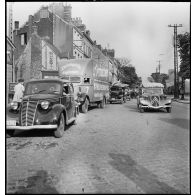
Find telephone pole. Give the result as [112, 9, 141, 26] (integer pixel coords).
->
[168, 24, 182, 99]
[156, 60, 161, 74]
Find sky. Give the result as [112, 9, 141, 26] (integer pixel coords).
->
[6, 2, 190, 81]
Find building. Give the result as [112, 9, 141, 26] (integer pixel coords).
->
[13, 3, 117, 83]
[14, 26, 60, 81]
[6, 36, 16, 103]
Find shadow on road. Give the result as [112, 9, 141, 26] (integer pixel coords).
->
[108, 153, 182, 194]
[159, 118, 190, 130]
[13, 170, 59, 194]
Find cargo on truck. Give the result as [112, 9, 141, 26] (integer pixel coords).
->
[58, 58, 111, 113]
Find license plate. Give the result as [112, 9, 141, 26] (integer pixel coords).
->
[111, 98, 115, 100]
[7, 120, 16, 126]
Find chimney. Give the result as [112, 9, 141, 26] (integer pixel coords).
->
[14, 21, 19, 30]
[86, 30, 90, 37]
[32, 25, 38, 34]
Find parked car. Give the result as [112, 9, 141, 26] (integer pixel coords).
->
[137, 82, 172, 113]
[6, 78, 79, 138]
[109, 83, 127, 104]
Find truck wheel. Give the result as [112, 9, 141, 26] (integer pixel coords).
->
[81, 98, 89, 113]
[54, 114, 65, 138]
[166, 107, 171, 113]
[100, 98, 106, 108]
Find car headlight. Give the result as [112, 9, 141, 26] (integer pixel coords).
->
[10, 101, 18, 110]
[41, 101, 50, 109]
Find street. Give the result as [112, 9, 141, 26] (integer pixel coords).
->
[6, 99, 190, 194]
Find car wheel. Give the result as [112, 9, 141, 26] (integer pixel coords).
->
[54, 113, 65, 138]
[6, 130, 15, 138]
[110, 101, 112, 104]
[166, 107, 171, 113]
[140, 108, 144, 113]
[100, 98, 106, 108]
[81, 98, 89, 113]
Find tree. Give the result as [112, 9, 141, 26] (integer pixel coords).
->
[120, 66, 140, 87]
[177, 32, 190, 79]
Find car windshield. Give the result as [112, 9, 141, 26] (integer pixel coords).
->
[25, 82, 61, 95]
[143, 88, 163, 94]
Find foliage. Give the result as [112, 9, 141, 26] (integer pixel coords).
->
[151, 72, 168, 87]
[177, 32, 190, 79]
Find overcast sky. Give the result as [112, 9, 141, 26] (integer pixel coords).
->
[7, 2, 190, 81]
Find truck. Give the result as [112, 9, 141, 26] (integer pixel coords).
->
[58, 58, 111, 113]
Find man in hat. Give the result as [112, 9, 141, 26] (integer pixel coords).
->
[13, 78, 25, 107]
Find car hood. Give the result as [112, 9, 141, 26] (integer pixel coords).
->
[23, 93, 60, 101]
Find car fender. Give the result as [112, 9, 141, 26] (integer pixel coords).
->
[52, 104, 68, 125]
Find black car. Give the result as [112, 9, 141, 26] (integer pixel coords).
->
[6, 78, 79, 138]
[109, 85, 126, 104]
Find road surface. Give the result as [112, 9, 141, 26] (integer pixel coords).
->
[6, 99, 190, 193]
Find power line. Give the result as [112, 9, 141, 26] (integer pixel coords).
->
[168, 24, 182, 99]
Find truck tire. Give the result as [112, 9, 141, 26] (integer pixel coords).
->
[54, 113, 65, 138]
[81, 98, 89, 113]
[100, 98, 106, 108]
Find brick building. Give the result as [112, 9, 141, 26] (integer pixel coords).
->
[13, 3, 117, 83]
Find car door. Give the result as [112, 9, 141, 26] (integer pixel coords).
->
[62, 83, 72, 120]
[69, 83, 75, 118]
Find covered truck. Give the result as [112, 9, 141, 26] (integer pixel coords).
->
[58, 58, 111, 113]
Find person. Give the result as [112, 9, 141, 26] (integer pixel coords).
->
[180, 86, 185, 100]
[13, 78, 25, 107]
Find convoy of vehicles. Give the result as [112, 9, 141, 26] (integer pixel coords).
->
[6, 78, 79, 138]
[58, 59, 110, 113]
[137, 82, 172, 113]
[6, 65, 173, 138]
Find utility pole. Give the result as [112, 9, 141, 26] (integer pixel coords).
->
[168, 24, 182, 99]
[156, 60, 161, 74]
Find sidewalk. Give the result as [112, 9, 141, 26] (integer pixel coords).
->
[168, 95, 190, 104]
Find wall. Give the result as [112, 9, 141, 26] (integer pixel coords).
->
[41, 40, 58, 70]
[15, 38, 31, 82]
[31, 34, 42, 79]
[53, 14, 73, 58]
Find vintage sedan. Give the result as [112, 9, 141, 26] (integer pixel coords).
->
[137, 82, 172, 113]
[6, 78, 79, 138]
[109, 84, 126, 104]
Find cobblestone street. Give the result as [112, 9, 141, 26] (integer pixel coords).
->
[6, 99, 190, 194]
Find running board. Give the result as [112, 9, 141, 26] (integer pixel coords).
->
[67, 117, 76, 125]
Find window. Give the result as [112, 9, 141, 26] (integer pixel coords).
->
[21, 33, 27, 45]
[40, 9, 49, 18]
[84, 78, 90, 84]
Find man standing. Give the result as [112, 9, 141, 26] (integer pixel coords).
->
[13, 78, 25, 107]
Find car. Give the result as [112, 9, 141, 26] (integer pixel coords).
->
[137, 82, 172, 113]
[109, 83, 127, 104]
[6, 78, 79, 138]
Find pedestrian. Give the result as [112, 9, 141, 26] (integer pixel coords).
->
[180, 86, 185, 100]
[13, 78, 25, 107]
